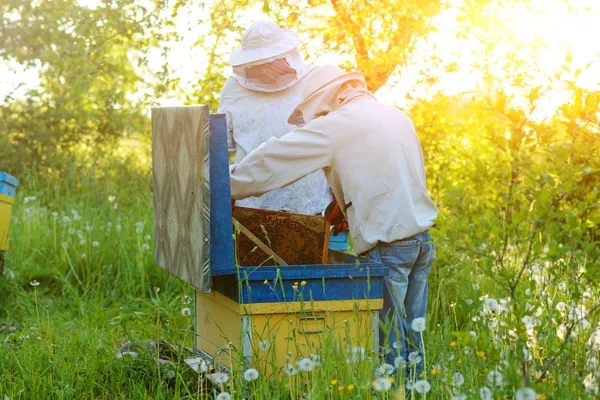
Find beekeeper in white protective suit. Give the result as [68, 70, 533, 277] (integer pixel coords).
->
[228, 65, 439, 378]
[218, 20, 332, 215]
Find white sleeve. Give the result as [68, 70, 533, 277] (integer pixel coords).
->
[229, 121, 332, 200]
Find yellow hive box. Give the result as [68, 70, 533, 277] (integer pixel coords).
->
[0, 194, 15, 250]
[195, 289, 382, 371]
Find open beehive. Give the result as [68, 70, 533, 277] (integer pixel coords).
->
[151, 106, 387, 370]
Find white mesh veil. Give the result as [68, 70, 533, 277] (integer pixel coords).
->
[231, 49, 312, 92]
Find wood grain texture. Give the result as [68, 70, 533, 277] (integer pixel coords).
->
[152, 105, 211, 291]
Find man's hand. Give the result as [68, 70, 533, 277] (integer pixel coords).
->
[324, 200, 349, 235]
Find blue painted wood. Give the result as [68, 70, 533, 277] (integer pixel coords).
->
[237, 263, 387, 281]
[212, 273, 384, 303]
[240, 278, 384, 304]
[0, 172, 19, 197]
[208, 114, 236, 275]
[329, 231, 349, 251]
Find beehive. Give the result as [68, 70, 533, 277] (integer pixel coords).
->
[151, 107, 386, 370]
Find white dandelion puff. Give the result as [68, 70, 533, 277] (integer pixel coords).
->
[213, 373, 228, 384]
[243, 368, 259, 381]
[414, 380, 431, 394]
[515, 387, 537, 400]
[487, 370, 504, 387]
[216, 392, 231, 400]
[373, 377, 392, 392]
[408, 351, 422, 365]
[412, 317, 426, 332]
[375, 363, 394, 377]
[452, 372, 465, 387]
[181, 308, 191, 316]
[309, 353, 321, 366]
[297, 358, 315, 372]
[182, 295, 191, 305]
[283, 364, 298, 376]
[30, 280, 40, 287]
[92, 241, 99, 247]
[479, 386, 493, 400]
[154, 287, 160, 294]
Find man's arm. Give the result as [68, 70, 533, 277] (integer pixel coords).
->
[229, 121, 332, 200]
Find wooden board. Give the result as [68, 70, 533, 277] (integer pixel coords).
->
[152, 106, 211, 291]
[232, 207, 328, 267]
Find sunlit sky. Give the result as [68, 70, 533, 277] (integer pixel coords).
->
[1, 0, 599, 120]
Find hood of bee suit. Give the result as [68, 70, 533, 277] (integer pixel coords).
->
[229, 20, 313, 92]
[287, 64, 374, 126]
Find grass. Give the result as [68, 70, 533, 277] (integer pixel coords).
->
[0, 167, 599, 399]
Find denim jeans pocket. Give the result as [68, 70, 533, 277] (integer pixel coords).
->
[380, 241, 421, 269]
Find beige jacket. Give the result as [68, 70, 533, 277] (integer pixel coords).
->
[229, 71, 438, 254]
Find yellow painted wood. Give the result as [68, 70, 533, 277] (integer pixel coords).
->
[195, 290, 381, 370]
[195, 290, 242, 368]
[0, 194, 15, 250]
[240, 298, 383, 314]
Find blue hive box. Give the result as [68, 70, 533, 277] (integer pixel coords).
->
[0, 172, 19, 197]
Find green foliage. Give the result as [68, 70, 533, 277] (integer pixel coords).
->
[0, 0, 177, 175]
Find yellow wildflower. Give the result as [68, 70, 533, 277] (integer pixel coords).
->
[301, 280, 307, 286]
[450, 341, 457, 347]
[292, 285, 299, 290]
[331, 379, 338, 385]
[456, 359, 462, 365]
[476, 350, 486, 358]
[551, 379, 557, 385]
[338, 386, 345, 392]
[536, 396, 547, 400]
[431, 369, 441, 376]
[263, 279, 268, 285]
[420, 372, 425, 378]
[361, 385, 366, 390]
[347, 384, 355, 391]
[388, 377, 395, 383]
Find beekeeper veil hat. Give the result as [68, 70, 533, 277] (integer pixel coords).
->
[229, 20, 313, 92]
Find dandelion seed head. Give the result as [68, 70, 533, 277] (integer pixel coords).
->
[182, 295, 191, 305]
[154, 287, 160, 294]
[284, 363, 298, 376]
[452, 372, 465, 387]
[259, 339, 270, 351]
[30, 280, 40, 287]
[412, 317, 426, 332]
[375, 363, 394, 377]
[487, 370, 504, 387]
[92, 241, 99, 247]
[243, 368, 259, 381]
[515, 387, 537, 400]
[298, 358, 315, 372]
[479, 386, 493, 400]
[373, 377, 392, 392]
[216, 392, 231, 400]
[414, 380, 431, 394]
[213, 372, 228, 384]
[408, 351, 422, 365]
[181, 307, 191, 316]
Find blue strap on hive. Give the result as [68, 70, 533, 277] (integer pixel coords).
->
[0, 172, 19, 197]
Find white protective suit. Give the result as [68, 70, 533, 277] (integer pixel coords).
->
[218, 21, 331, 215]
[229, 65, 439, 255]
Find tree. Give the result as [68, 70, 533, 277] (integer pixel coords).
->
[0, 0, 177, 174]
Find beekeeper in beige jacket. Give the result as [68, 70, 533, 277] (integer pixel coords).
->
[229, 64, 438, 376]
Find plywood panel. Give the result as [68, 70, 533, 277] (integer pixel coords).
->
[152, 106, 211, 291]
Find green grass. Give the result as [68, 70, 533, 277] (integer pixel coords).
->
[1, 168, 599, 399]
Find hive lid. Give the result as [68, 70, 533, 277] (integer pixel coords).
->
[151, 106, 224, 292]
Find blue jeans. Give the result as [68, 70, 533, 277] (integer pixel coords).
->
[365, 231, 434, 378]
